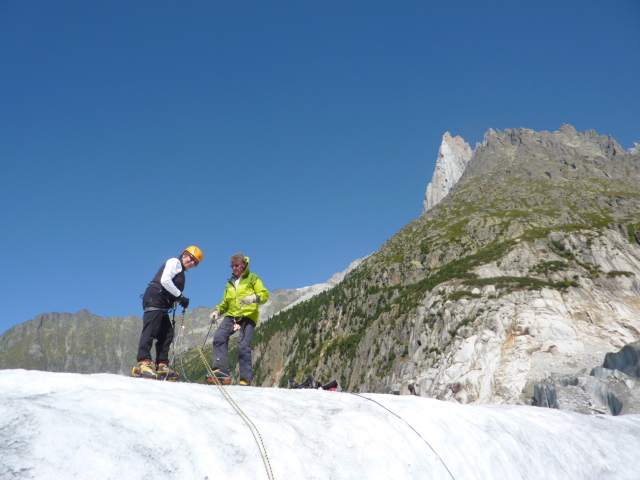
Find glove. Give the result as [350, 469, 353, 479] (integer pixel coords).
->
[240, 294, 259, 305]
[178, 295, 190, 309]
[210, 309, 220, 324]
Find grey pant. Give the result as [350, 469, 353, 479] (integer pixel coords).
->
[212, 316, 256, 382]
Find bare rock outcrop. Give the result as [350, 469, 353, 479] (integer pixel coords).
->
[396, 229, 640, 415]
[423, 132, 472, 212]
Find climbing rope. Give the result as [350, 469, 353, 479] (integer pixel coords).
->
[184, 310, 275, 480]
[170, 312, 192, 382]
[172, 311, 212, 383]
[351, 393, 456, 480]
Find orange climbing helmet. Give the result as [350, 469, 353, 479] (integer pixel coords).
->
[184, 246, 204, 264]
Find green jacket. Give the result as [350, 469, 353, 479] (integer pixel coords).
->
[214, 257, 270, 323]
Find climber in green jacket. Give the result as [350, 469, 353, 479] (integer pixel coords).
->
[208, 254, 269, 385]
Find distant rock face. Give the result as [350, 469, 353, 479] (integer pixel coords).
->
[259, 258, 365, 321]
[423, 132, 472, 213]
[0, 310, 141, 375]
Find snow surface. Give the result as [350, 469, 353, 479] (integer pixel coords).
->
[1, 369, 640, 480]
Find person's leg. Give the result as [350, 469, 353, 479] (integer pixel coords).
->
[212, 316, 236, 373]
[237, 319, 256, 383]
[155, 312, 174, 364]
[137, 310, 164, 362]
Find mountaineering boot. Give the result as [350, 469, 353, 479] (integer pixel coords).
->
[156, 363, 179, 382]
[206, 369, 232, 385]
[132, 360, 157, 380]
[239, 379, 251, 386]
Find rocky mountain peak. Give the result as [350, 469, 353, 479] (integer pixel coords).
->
[468, 125, 635, 180]
[423, 132, 472, 213]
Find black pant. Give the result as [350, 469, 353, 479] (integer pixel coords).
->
[137, 309, 174, 363]
[137, 285, 175, 363]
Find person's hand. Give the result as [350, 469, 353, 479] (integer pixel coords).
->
[210, 309, 220, 325]
[233, 322, 241, 331]
[240, 294, 259, 305]
[178, 295, 190, 309]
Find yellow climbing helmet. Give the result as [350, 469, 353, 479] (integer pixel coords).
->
[184, 246, 204, 264]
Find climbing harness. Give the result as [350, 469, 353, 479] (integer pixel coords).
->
[184, 309, 275, 480]
[351, 393, 456, 480]
[143, 306, 171, 313]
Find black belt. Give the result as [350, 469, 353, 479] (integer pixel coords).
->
[144, 307, 171, 313]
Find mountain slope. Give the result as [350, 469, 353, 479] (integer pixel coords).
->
[252, 125, 640, 414]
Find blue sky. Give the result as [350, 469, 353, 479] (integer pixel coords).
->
[1, 1, 639, 334]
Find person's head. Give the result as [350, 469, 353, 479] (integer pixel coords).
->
[182, 246, 204, 270]
[230, 253, 248, 276]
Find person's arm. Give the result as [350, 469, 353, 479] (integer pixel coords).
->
[160, 258, 183, 297]
[252, 275, 270, 304]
